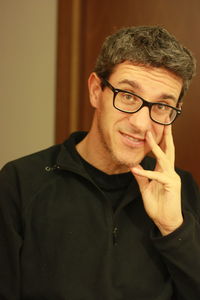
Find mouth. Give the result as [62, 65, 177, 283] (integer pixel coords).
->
[120, 131, 145, 147]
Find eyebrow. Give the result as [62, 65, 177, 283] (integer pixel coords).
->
[117, 79, 177, 103]
[118, 79, 142, 90]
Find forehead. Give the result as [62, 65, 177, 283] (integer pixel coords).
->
[110, 61, 183, 98]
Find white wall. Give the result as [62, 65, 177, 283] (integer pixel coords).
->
[0, 0, 57, 168]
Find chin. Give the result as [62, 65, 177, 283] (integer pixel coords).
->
[113, 139, 147, 163]
[113, 152, 144, 169]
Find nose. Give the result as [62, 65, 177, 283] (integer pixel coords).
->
[128, 107, 152, 131]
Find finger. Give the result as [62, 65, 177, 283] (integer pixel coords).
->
[131, 166, 169, 186]
[130, 165, 149, 191]
[163, 125, 175, 164]
[146, 131, 170, 170]
[158, 116, 172, 151]
[159, 125, 175, 164]
[146, 131, 164, 156]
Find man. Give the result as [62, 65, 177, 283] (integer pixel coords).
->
[0, 26, 199, 300]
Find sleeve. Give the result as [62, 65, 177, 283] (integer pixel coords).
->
[0, 163, 23, 300]
[152, 172, 200, 299]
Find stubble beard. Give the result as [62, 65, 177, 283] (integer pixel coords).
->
[97, 118, 142, 172]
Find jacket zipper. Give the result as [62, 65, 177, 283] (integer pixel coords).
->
[112, 226, 118, 246]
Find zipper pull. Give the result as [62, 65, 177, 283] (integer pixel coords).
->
[113, 227, 118, 245]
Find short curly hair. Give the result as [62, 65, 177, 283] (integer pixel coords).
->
[94, 26, 196, 100]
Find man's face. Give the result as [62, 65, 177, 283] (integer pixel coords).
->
[90, 62, 182, 172]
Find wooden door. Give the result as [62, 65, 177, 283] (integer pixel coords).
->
[56, 0, 200, 184]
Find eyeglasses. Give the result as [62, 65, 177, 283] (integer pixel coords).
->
[101, 78, 182, 125]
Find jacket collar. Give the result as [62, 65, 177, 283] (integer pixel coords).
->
[56, 131, 156, 175]
[56, 131, 89, 177]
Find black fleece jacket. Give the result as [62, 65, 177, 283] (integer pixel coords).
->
[0, 131, 200, 300]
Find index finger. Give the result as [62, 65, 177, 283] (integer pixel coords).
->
[160, 125, 175, 164]
[146, 130, 173, 171]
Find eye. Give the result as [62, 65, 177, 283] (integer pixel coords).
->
[156, 103, 170, 111]
[158, 104, 166, 110]
[153, 103, 173, 116]
[122, 92, 133, 100]
[119, 92, 139, 104]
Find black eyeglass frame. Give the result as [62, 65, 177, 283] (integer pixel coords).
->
[101, 78, 182, 125]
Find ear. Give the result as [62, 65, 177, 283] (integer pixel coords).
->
[88, 72, 102, 108]
[177, 101, 183, 109]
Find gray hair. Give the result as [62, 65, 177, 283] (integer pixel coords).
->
[94, 26, 196, 100]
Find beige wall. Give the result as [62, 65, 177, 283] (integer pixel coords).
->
[0, 0, 57, 168]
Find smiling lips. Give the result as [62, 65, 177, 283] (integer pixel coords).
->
[120, 132, 145, 147]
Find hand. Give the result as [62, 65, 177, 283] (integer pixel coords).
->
[130, 126, 183, 236]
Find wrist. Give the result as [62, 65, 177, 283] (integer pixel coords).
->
[156, 217, 184, 236]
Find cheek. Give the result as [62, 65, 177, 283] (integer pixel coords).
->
[98, 97, 126, 134]
[96, 103, 115, 134]
[153, 125, 164, 144]
[100, 102, 119, 125]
